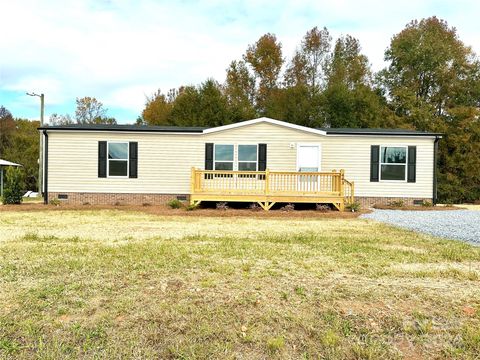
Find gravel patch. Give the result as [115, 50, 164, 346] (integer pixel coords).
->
[361, 210, 480, 245]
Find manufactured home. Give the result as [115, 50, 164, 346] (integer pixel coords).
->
[39, 117, 441, 210]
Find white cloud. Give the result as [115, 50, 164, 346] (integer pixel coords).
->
[1, 0, 479, 122]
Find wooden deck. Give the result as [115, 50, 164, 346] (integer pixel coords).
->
[190, 168, 355, 211]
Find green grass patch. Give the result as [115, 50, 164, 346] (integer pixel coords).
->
[0, 209, 479, 358]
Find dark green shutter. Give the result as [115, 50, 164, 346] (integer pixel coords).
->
[258, 144, 267, 171]
[205, 143, 214, 170]
[407, 146, 416, 183]
[98, 141, 107, 178]
[129, 142, 138, 178]
[370, 145, 380, 182]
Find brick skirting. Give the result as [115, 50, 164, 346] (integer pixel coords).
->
[48, 192, 432, 208]
[48, 192, 189, 206]
[356, 196, 433, 208]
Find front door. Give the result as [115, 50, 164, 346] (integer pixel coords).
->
[297, 145, 320, 172]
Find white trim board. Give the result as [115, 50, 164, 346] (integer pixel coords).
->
[203, 117, 328, 136]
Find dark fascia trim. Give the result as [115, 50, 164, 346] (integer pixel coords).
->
[37, 126, 206, 133]
[324, 130, 443, 137]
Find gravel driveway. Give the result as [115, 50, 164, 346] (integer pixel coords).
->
[361, 210, 480, 245]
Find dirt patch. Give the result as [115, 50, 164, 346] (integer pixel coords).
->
[0, 203, 369, 218]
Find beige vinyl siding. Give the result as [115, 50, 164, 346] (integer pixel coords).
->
[47, 122, 435, 198]
[322, 137, 433, 198]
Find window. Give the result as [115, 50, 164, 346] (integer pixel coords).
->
[214, 144, 234, 170]
[238, 145, 257, 171]
[108, 142, 129, 177]
[380, 146, 407, 181]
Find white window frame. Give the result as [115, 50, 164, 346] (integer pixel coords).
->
[379, 145, 407, 182]
[296, 143, 322, 172]
[213, 144, 235, 171]
[237, 144, 258, 172]
[107, 141, 129, 178]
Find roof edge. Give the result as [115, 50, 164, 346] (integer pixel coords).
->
[38, 125, 205, 133]
[325, 130, 443, 137]
[202, 117, 327, 136]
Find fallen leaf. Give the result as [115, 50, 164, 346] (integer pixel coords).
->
[463, 306, 476, 317]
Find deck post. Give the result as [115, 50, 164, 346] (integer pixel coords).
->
[340, 169, 345, 198]
[351, 181, 355, 204]
[265, 168, 270, 196]
[190, 167, 196, 204]
[340, 169, 345, 211]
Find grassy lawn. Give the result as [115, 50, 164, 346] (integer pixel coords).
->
[1, 209, 479, 359]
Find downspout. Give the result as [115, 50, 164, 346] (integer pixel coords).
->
[433, 136, 440, 205]
[43, 130, 48, 205]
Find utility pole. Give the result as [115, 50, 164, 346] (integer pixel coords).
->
[26, 92, 44, 196]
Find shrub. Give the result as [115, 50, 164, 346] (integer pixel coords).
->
[186, 203, 198, 211]
[167, 199, 183, 209]
[216, 202, 229, 210]
[422, 200, 433, 207]
[280, 203, 295, 212]
[316, 204, 331, 212]
[389, 200, 404, 208]
[1, 167, 24, 205]
[346, 201, 361, 212]
[443, 199, 454, 207]
[50, 198, 61, 206]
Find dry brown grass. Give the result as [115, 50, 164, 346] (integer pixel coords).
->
[0, 209, 479, 359]
[0, 202, 367, 218]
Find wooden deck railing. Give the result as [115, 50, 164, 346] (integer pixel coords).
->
[343, 178, 355, 205]
[191, 168, 354, 199]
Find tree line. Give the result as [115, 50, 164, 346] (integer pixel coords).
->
[1, 16, 479, 203]
[138, 17, 480, 203]
[0, 97, 115, 191]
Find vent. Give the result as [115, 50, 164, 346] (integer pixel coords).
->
[58, 194, 69, 200]
[413, 199, 423, 205]
[176, 195, 187, 201]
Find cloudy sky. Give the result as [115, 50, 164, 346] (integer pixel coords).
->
[1, 0, 479, 123]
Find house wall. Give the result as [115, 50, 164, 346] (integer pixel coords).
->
[46, 122, 435, 203]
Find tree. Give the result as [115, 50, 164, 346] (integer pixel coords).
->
[263, 85, 324, 127]
[168, 86, 202, 126]
[381, 17, 479, 128]
[279, 27, 332, 127]
[141, 89, 176, 126]
[169, 80, 232, 127]
[322, 35, 392, 128]
[224, 60, 256, 121]
[3, 119, 39, 191]
[75, 97, 116, 124]
[284, 26, 331, 91]
[244, 33, 284, 113]
[1, 166, 25, 204]
[49, 113, 74, 125]
[380, 16, 480, 202]
[198, 79, 231, 127]
[0, 106, 15, 157]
